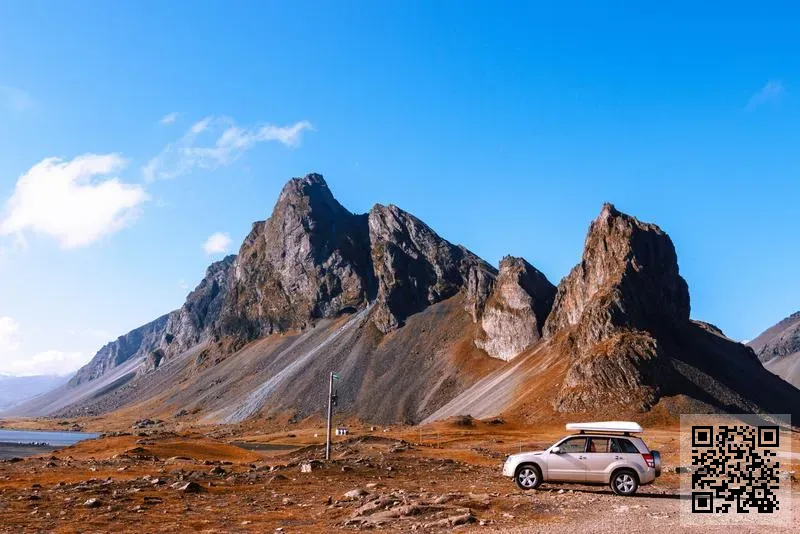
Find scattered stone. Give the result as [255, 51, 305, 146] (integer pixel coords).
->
[344, 488, 368, 499]
[83, 498, 102, 508]
[174, 482, 201, 493]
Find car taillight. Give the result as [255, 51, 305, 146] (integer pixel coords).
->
[642, 453, 655, 468]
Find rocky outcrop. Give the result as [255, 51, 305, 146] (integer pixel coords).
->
[216, 174, 374, 344]
[368, 204, 496, 332]
[70, 314, 169, 386]
[161, 255, 236, 357]
[474, 256, 555, 360]
[73, 256, 238, 384]
[542, 203, 690, 411]
[748, 311, 800, 388]
[544, 203, 690, 343]
[749, 311, 800, 363]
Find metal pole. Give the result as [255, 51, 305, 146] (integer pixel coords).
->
[325, 371, 333, 461]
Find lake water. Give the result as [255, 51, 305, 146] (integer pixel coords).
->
[0, 428, 99, 447]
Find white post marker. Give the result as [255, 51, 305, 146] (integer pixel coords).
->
[325, 372, 340, 460]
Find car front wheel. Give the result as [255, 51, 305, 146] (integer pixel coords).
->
[611, 469, 639, 496]
[514, 464, 542, 490]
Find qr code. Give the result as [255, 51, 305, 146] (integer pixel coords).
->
[690, 424, 780, 514]
[681, 414, 791, 526]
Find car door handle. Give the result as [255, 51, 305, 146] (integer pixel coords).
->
[578, 456, 587, 460]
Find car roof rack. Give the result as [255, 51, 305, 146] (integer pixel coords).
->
[565, 421, 643, 435]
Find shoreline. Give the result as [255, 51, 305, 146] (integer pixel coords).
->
[0, 441, 59, 460]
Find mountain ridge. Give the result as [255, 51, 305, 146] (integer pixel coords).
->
[748, 311, 800, 389]
[11, 173, 800, 425]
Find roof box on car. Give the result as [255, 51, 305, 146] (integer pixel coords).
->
[565, 421, 644, 435]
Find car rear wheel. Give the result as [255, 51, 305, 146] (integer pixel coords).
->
[514, 464, 542, 490]
[611, 469, 639, 496]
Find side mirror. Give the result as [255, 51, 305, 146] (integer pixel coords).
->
[550, 446, 561, 454]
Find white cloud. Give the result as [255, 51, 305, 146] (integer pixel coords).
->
[0, 85, 35, 112]
[747, 80, 785, 109]
[1, 350, 87, 376]
[0, 317, 86, 376]
[0, 317, 21, 353]
[143, 116, 313, 181]
[159, 112, 180, 125]
[202, 232, 231, 255]
[0, 154, 148, 249]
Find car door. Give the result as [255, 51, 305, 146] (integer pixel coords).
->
[610, 437, 644, 472]
[546, 437, 587, 482]
[584, 437, 614, 482]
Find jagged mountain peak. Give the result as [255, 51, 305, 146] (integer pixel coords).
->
[539, 203, 692, 411]
[275, 173, 342, 211]
[368, 202, 496, 332]
[218, 175, 373, 343]
[32, 179, 800, 427]
[544, 203, 690, 341]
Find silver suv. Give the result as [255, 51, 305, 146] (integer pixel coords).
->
[502, 425, 661, 496]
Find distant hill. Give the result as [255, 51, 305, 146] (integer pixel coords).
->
[0, 374, 72, 412]
[748, 312, 800, 389]
[10, 174, 800, 424]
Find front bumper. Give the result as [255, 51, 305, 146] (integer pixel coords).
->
[502, 458, 514, 477]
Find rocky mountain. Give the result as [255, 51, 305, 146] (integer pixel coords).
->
[157, 255, 236, 361]
[748, 312, 800, 388]
[11, 174, 512, 421]
[11, 175, 800, 425]
[70, 255, 238, 383]
[474, 256, 555, 360]
[217, 175, 373, 346]
[69, 314, 170, 386]
[426, 203, 800, 422]
[540, 203, 691, 411]
[368, 203, 496, 333]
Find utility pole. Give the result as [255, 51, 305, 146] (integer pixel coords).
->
[325, 372, 339, 461]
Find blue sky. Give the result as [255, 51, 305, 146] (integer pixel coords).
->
[0, 2, 798, 375]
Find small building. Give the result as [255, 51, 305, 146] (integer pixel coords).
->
[335, 427, 349, 436]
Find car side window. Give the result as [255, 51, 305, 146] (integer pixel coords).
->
[586, 437, 610, 453]
[558, 437, 587, 453]
[611, 438, 639, 453]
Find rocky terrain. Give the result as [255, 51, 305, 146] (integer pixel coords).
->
[474, 257, 555, 361]
[748, 311, 800, 388]
[69, 315, 170, 387]
[0, 419, 796, 533]
[8, 173, 800, 427]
